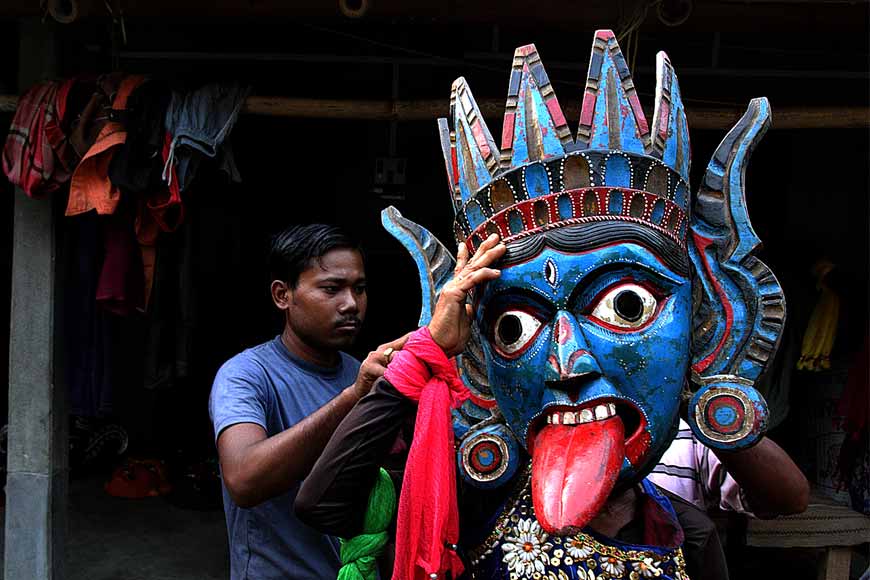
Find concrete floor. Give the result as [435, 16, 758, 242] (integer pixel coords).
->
[65, 476, 229, 580]
[0, 477, 865, 579]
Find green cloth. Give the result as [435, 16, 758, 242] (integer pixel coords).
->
[337, 468, 396, 580]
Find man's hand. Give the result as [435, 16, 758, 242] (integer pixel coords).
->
[428, 234, 506, 358]
[351, 333, 413, 398]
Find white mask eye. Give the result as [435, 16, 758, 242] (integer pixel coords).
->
[493, 310, 543, 355]
[589, 283, 658, 330]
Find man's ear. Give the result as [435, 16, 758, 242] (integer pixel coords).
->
[270, 280, 292, 311]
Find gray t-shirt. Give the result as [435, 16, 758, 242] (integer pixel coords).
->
[209, 335, 360, 580]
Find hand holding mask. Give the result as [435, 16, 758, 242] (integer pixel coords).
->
[428, 233, 505, 358]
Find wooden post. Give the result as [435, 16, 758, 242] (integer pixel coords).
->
[817, 547, 852, 580]
[4, 19, 66, 580]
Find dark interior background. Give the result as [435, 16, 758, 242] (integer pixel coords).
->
[0, 1, 867, 485]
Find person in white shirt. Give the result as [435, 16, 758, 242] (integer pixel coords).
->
[649, 419, 809, 518]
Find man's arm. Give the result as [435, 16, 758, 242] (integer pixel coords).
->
[296, 378, 415, 537]
[713, 437, 810, 518]
[218, 385, 362, 508]
[217, 335, 409, 509]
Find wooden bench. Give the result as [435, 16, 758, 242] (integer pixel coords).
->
[745, 498, 870, 580]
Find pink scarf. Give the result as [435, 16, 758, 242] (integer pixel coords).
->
[384, 327, 469, 580]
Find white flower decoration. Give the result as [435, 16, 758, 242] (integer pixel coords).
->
[599, 556, 626, 577]
[501, 518, 551, 578]
[631, 557, 662, 577]
[565, 537, 595, 560]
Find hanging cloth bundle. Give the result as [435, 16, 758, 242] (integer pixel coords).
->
[337, 468, 396, 580]
[797, 260, 840, 372]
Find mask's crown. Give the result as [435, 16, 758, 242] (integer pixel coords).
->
[441, 30, 691, 252]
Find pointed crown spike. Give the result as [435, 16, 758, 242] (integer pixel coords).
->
[438, 31, 692, 252]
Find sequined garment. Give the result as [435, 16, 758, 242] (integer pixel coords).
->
[467, 478, 689, 580]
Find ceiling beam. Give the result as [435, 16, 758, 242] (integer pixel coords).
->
[1, 94, 866, 129]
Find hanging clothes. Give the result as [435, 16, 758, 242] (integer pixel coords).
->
[108, 78, 172, 195]
[44, 77, 96, 176]
[3, 81, 74, 197]
[67, 75, 147, 216]
[63, 212, 119, 418]
[141, 227, 194, 390]
[837, 337, 870, 514]
[148, 131, 185, 232]
[139, 180, 203, 391]
[96, 202, 146, 316]
[162, 83, 250, 191]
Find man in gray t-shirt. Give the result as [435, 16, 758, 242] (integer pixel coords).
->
[209, 224, 406, 579]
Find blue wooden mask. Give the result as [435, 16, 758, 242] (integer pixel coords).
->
[382, 30, 785, 535]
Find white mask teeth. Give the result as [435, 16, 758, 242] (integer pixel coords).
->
[546, 402, 619, 426]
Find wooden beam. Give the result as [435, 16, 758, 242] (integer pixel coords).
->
[1, 94, 867, 129]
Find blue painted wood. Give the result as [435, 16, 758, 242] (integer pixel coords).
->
[688, 381, 770, 451]
[585, 52, 646, 154]
[380, 207, 495, 410]
[689, 99, 785, 384]
[456, 423, 520, 489]
[686, 98, 785, 449]
[380, 206, 455, 327]
[604, 154, 632, 188]
[451, 79, 498, 205]
[523, 163, 550, 198]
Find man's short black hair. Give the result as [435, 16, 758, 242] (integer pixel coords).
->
[268, 224, 362, 287]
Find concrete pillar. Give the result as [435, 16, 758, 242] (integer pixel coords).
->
[4, 19, 66, 580]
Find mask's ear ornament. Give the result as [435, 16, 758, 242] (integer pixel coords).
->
[456, 420, 520, 489]
[688, 97, 786, 450]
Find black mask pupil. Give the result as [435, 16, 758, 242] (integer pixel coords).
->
[614, 290, 644, 322]
[497, 314, 523, 345]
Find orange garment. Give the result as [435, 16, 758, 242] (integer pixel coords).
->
[67, 75, 146, 216]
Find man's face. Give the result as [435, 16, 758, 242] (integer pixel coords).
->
[476, 241, 691, 532]
[284, 248, 367, 351]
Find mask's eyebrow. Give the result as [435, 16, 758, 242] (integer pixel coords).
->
[588, 257, 685, 286]
[481, 286, 556, 312]
[574, 242, 687, 286]
[564, 259, 684, 309]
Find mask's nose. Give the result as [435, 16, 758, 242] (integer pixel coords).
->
[545, 311, 603, 393]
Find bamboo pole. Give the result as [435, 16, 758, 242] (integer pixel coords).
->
[1, 94, 867, 129]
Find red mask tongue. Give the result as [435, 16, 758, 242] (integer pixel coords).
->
[531, 414, 625, 535]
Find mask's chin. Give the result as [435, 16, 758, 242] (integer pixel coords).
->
[526, 399, 647, 535]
